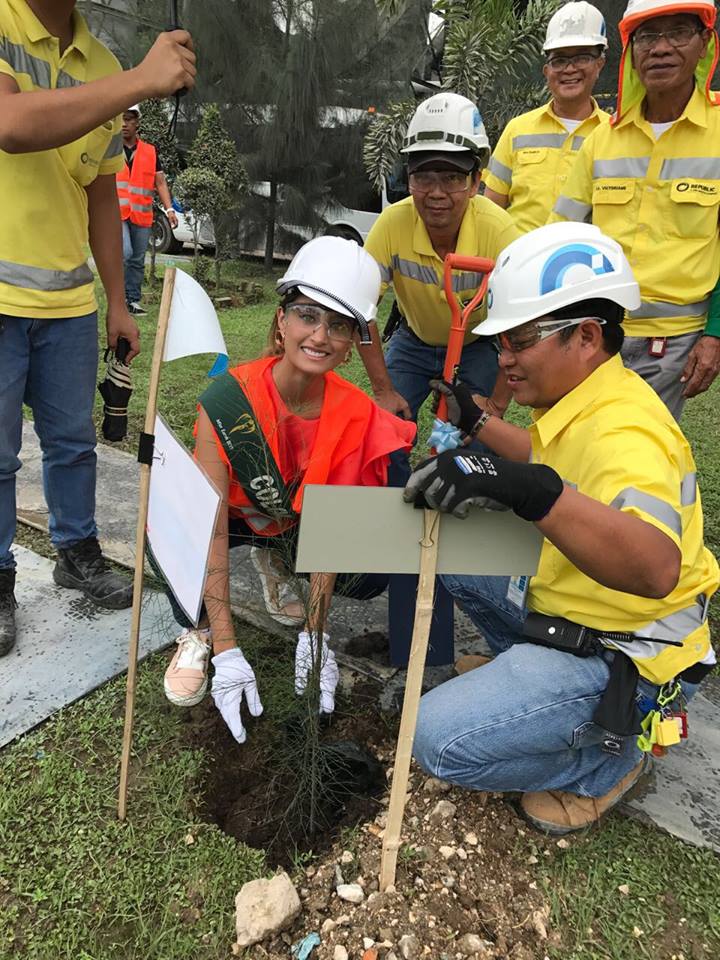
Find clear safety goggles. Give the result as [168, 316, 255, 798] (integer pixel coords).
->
[631, 24, 702, 52]
[494, 316, 606, 354]
[285, 303, 355, 343]
[545, 52, 602, 71]
[408, 171, 472, 194]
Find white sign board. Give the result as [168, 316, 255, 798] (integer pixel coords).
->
[147, 415, 221, 624]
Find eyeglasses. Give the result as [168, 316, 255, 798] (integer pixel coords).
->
[285, 303, 355, 343]
[631, 25, 701, 51]
[545, 53, 602, 71]
[494, 316, 606, 354]
[408, 171, 472, 194]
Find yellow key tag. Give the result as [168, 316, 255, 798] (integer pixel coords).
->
[656, 718, 681, 747]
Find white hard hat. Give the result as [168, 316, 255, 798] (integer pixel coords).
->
[277, 236, 380, 344]
[621, 0, 715, 32]
[126, 104, 142, 117]
[473, 223, 640, 336]
[401, 93, 490, 165]
[543, 1, 608, 51]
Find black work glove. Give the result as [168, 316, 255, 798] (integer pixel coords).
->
[429, 379, 486, 435]
[403, 450, 564, 520]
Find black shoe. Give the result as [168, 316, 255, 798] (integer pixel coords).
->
[0, 569, 17, 657]
[127, 301, 147, 316]
[53, 537, 133, 610]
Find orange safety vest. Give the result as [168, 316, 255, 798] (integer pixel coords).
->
[203, 357, 416, 536]
[116, 139, 156, 227]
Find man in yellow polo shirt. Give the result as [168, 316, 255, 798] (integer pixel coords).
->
[363, 92, 519, 421]
[484, 1, 610, 232]
[407, 223, 718, 835]
[550, 0, 720, 420]
[0, 0, 195, 656]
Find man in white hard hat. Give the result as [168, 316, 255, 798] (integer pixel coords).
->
[117, 104, 179, 316]
[0, 0, 196, 656]
[551, 0, 720, 420]
[484, 1, 609, 233]
[363, 93, 520, 422]
[404, 222, 718, 835]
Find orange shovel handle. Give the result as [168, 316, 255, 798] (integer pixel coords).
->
[435, 254, 495, 422]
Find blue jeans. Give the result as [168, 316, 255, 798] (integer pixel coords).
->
[413, 574, 698, 798]
[385, 325, 499, 422]
[122, 220, 152, 304]
[0, 313, 99, 570]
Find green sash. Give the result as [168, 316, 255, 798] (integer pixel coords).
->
[199, 372, 297, 521]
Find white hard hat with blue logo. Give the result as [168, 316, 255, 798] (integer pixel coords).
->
[474, 223, 640, 335]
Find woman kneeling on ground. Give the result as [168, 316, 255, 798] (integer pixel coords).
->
[162, 237, 415, 743]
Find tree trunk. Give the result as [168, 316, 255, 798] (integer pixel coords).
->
[264, 178, 277, 271]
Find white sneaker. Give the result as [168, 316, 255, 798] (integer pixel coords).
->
[127, 301, 147, 316]
[163, 628, 211, 706]
[249, 547, 305, 626]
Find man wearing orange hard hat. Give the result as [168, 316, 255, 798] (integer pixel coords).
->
[551, 0, 720, 420]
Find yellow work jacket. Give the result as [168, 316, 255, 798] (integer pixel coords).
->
[550, 86, 720, 338]
[528, 354, 718, 685]
[484, 100, 608, 234]
[0, 0, 123, 318]
[364, 195, 519, 346]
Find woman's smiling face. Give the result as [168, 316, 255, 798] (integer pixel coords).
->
[276, 296, 354, 375]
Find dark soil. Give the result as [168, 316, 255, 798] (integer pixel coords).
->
[184, 670, 392, 868]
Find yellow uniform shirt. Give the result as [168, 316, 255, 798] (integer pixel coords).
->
[528, 354, 718, 685]
[364, 195, 519, 346]
[550, 87, 720, 338]
[0, 0, 123, 319]
[484, 100, 609, 234]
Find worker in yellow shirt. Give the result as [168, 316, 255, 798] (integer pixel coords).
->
[406, 222, 718, 835]
[363, 93, 519, 422]
[0, 0, 195, 657]
[484, 1, 610, 233]
[550, 0, 720, 420]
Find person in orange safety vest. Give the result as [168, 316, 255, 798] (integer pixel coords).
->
[116, 103, 178, 316]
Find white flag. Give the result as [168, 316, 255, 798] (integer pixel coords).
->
[163, 268, 229, 363]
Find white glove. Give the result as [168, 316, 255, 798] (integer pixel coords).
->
[211, 648, 263, 743]
[295, 631, 340, 714]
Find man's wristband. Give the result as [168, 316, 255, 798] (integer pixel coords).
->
[163, 207, 174, 215]
[471, 410, 492, 436]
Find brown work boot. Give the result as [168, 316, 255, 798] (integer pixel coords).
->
[454, 654, 491, 675]
[520, 755, 652, 835]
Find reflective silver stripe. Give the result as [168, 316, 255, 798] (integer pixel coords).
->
[604, 596, 708, 660]
[593, 157, 650, 178]
[130, 203, 148, 213]
[512, 133, 566, 150]
[553, 195, 592, 221]
[378, 263, 392, 283]
[390, 255, 436, 285]
[660, 157, 720, 180]
[103, 133, 123, 160]
[119, 197, 130, 206]
[0, 38, 51, 87]
[628, 298, 709, 319]
[487, 156, 512, 184]
[452, 272, 485, 293]
[116, 180, 130, 189]
[56, 70, 83, 89]
[129, 186, 154, 197]
[0, 258, 93, 291]
[681, 472, 697, 506]
[571, 135, 585, 151]
[610, 487, 681, 537]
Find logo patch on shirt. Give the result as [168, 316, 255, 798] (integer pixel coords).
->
[671, 179, 719, 202]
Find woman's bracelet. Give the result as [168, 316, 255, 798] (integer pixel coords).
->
[471, 410, 492, 436]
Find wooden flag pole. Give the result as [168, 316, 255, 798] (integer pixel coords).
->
[118, 268, 176, 821]
[380, 508, 440, 891]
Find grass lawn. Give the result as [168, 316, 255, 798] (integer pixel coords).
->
[4, 259, 719, 959]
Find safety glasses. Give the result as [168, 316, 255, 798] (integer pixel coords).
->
[545, 52, 602, 71]
[285, 303, 355, 343]
[632, 25, 701, 52]
[494, 316, 606, 354]
[408, 171, 472, 194]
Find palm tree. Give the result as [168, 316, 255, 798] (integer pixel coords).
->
[365, 0, 561, 191]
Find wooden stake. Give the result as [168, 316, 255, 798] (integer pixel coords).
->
[117, 268, 176, 821]
[380, 509, 440, 891]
